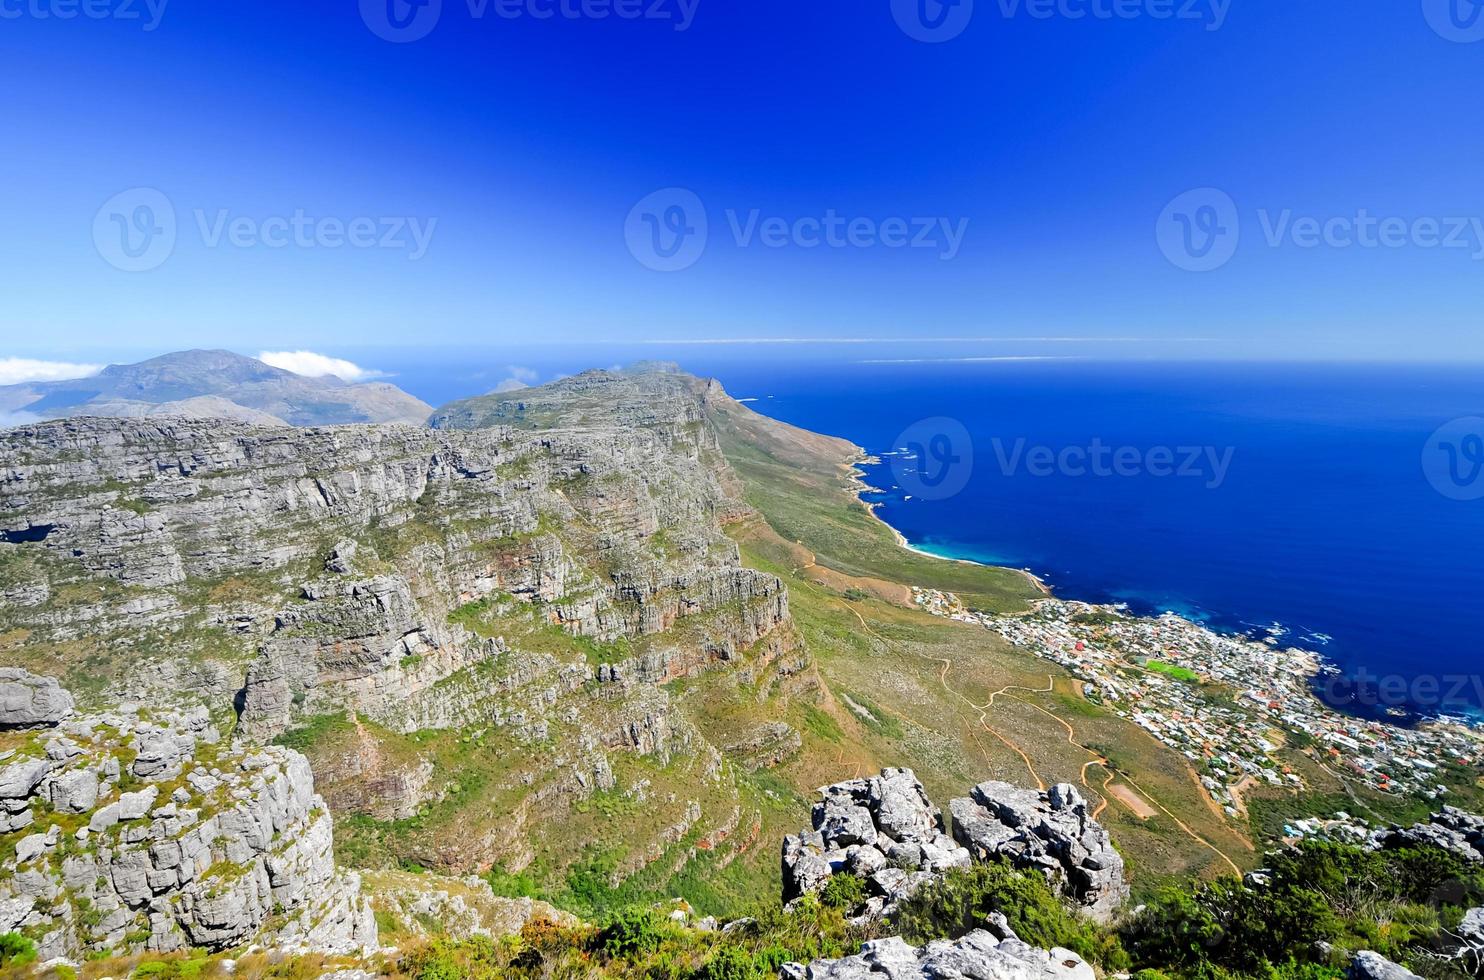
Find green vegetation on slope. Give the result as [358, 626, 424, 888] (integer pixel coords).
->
[394, 841, 1480, 980]
[707, 395, 1040, 613]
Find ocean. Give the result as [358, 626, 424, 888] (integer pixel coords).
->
[376, 351, 1484, 724]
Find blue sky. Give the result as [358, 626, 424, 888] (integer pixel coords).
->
[2, 0, 1483, 372]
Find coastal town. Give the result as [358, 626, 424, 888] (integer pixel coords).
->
[911, 587, 1483, 819]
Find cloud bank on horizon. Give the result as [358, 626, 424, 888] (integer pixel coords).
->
[256, 350, 387, 382]
[0, 358, 104, 387]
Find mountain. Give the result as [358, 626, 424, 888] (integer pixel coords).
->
[0, 366, 1248, 903]
[0, 349, 433, 426]
[3, 364, 1484, 978]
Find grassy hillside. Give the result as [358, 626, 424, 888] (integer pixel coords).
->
[705, 387, 1041, 614]
[704, 391, 1259, 890]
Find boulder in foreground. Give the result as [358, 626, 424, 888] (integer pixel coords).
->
[950, 780, 1129, 922]
[781, 929, 1095, 980]
[0, 668, 74, 729]
[782, 768, 970, 919]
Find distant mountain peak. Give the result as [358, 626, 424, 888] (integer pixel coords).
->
[0, 349, 431, 427]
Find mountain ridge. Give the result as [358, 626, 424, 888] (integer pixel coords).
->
[0, 349, 433, 427]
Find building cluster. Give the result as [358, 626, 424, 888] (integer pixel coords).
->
[912, 588, 1482, 815]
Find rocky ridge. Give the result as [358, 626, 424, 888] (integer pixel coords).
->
[0, 688, 376, 962]
[0, 349, 433, 428]
[0, 367, 805, 885]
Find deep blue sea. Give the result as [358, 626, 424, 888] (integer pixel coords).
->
[369, 350, 1484, 723]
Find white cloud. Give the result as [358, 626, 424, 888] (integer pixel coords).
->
[0, 358, 103, 386]
[256, 350, 386, 382]
[489, 365, 539, 393]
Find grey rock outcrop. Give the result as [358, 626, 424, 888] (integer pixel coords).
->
[0, 668, 74, 729]
[949, 781, 1128, 923]
[1460, 906, 1484, 946]
[780, 930, 1095, 980]
[1370, 807, 1484, 864]
[1348, 950, 1423, 980]
[0, 704, 376, 961]
[782, 769, 970, 919]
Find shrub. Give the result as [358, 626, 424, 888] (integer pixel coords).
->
[0, 933, 37, 970]
[891, 862, 1124, 969]
[599, 906, 670, 959]
[819, 873, 867, 910]
[399, 935, 502, 980]
[1121, 840, 1483, 977]
[699, 944, 769, 980]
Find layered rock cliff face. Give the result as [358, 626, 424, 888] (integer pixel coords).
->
[0, 367, 804, 886]
[0, 699, 376, 962]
